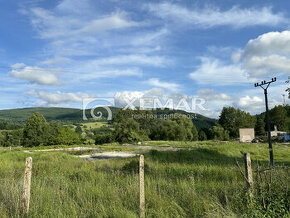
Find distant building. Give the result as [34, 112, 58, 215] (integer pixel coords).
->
[239, 128, 255, 143]
[270, 125, 286, 137]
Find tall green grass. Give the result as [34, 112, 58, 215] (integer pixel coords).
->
[0, 142, 289, 217]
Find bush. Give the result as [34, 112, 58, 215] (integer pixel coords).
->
[212, 125, 229, 141]
[198, 130, 207, 141]
[56, 127, 81, 145]
[95, 132, 114, 145]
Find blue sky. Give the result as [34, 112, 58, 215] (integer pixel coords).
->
[0, 0, 289, 117]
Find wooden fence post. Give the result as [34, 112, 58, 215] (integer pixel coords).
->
[139, 155, 145, 218]
[244, 153, 253, 195]
[22, 157, 32, 216]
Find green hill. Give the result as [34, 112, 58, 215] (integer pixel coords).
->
[0, 107, 82, 123]
[0, 107, 216, 129]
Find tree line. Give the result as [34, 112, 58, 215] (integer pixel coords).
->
[0, 105, 289, 147]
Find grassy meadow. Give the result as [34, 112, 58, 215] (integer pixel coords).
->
[0, 141, 289, 217]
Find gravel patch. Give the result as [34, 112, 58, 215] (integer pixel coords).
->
[79, 151, 139, 160]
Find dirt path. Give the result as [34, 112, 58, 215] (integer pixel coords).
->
[23, 147, 99, 153]
[79, 151, 139, 160]
[123, 144, 183, 151]
[23, 145, 185, 160]
[79, 145, 185, 160]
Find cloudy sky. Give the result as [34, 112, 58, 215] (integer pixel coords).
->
[0, 0, 289, 118]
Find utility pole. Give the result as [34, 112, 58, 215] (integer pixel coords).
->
[286, 76, 290, 99]
[282, 94, 286, 106]
[254, 77, 276, 166]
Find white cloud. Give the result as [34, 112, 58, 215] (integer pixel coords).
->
[114, 88, 208, 114]
[114, 90, 145, 108]
[146, 78, 180, 92]
[10, 63, 60, 85]
[24, 2, 167, 58]
[238, 83, 289, 111]
[235, 31, 290, 78]
[28, 89, 92, 105]
[243, 31, 290, 57]
[80, 68, 143, 80]
[113, 85, 287, 118]
[89, 54, 170, 67]
[195, 89, 233, 118]
[147, 3, 286, 29]
[41, 56, 71, 65]
[130, 28, 169, 47]
[30, 8, 138, 39]
[189, 57, 251, 85]
[197, 89, 231, 101]
[243, 55, 290, 77]
[56, 0, 92, 14]
[237, 96, 264, 112]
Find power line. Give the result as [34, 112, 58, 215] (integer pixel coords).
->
[254, 77, 276, 166]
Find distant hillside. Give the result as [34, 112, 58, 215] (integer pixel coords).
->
[0, 107, 82, 123]
[0, 107, 216, 129]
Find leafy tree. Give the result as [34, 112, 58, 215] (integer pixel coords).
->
[114, 118, 147, 143]
[0, 122, 23, 130]
[150, 114, 198, 141]
[0, 132, 4, 146]
[200, 127, 214, 140]
[170, 114, 198, 141]
[46, 121, 62, 145]
[0, 129, 22, 147]
[269, 105, 287, 131]
[95, 132, 114, 145]
[150, 119, 182, 141]
[22, 112, 49, 147]
[255, 116, 266, 136]
[211, 125, 229, 141]
[75, 125, 82, 134]
[113, 109, 151, 143]
[219, 107, 256, 138]
[56, 127, 81, 145]
[198, 130, 207, 141]
[285, 105, 290, 131]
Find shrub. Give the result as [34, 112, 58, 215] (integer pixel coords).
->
[198, 130, 207, 141]
[95, 132, 114, 145]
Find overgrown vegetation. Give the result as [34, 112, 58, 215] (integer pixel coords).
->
[0, 142, 289, 217]
[113, 109, 199, 143]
